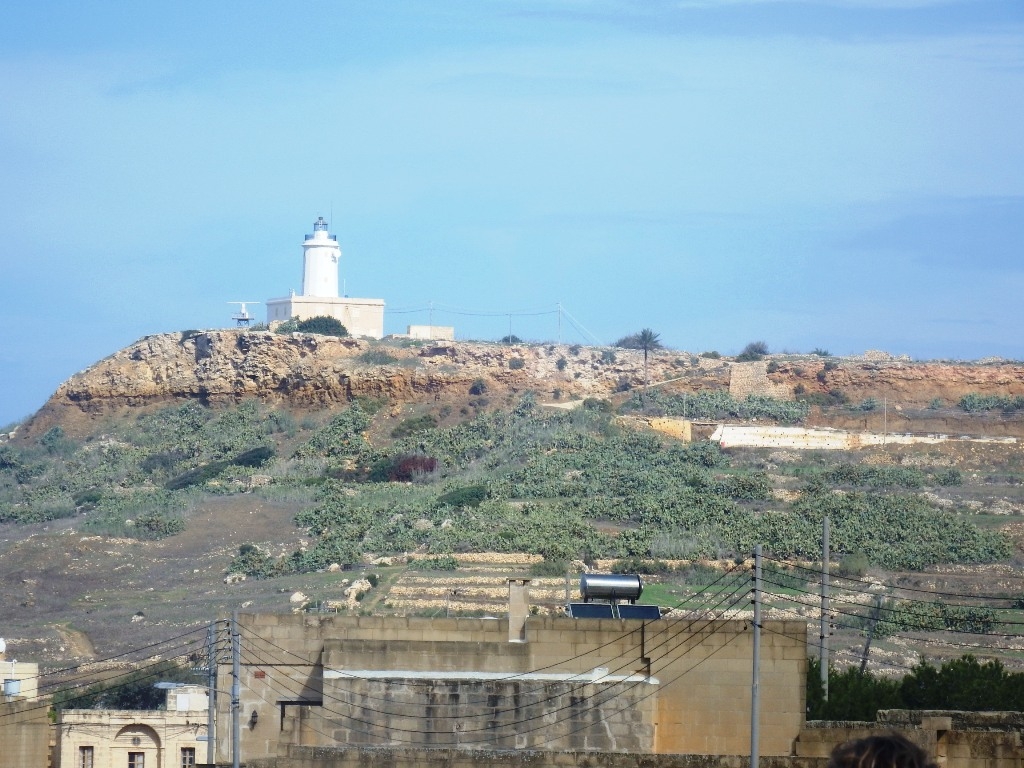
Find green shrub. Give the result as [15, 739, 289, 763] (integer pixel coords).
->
[569, 344, 582, 355]
[766, 361, 780, 373]
[556, 357, 568, 371]
[959, 393, 1024, 412]
[296, 315, 348, 337]
[509, 357, 525, 370]
[811, 348, 831, 357]
[500, 334, 522, 344]
[132, 513, 186, 539]
[677, 562, 725, 585]
[53, 661, 193, 711]
[233, 445, 276, 467]
[469, 378, 488, 396]
[293, 405, 371, 459]
[229, 544, 284, 579]
[610, 556, 672, 575]
[40, 426, 73, 455]
[408, 555, 459, 571]
[436, 485, 487, 508]
[529, 558, 571, 577]
[700, 351, 721, 359]
[73, 488, 103, 507]
[391, 414, 439, 438]
[928, 398, 944, 410]
[736, 341, 768, 362]
[835, 551, 870, 577]
[600, 350, 616, 364]
[857, 398, 879, 412]
[165, 461, 228, 490]
[368, 453, 438, 482]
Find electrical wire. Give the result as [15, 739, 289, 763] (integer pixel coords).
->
[762, 555, 1024, 605]
[758, 575, 1024, 633]
[238, 570, 751, 718]
[232, 578, 755, 746]
[236, 573, 751, 728]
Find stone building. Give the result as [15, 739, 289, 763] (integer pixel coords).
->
[214, 587, 808, 765]
[0, 647, 49, 768]
[266, 217, 385, 339]
[56, 685, 209, 768]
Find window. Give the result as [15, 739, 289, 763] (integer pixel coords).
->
[180, 748, 196, 768]
[128, 753, 145, 768]
[78, 746, 94, 768]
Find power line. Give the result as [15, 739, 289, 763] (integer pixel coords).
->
[763, 555, 1024, 605]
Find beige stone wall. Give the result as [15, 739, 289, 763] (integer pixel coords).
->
[796, 711, 1024, 768]
[266, 296, 385, 339]
[0, 699, 50, 768]
[57, 689, 209, 768]
[217, 614, 807, 763]
[729, 361, 793, 401]
[250, 745, 829, 768]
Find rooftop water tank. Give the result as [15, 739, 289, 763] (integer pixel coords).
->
[579, 573, 643, 603]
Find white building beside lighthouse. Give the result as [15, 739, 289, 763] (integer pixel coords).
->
[266, 217, 385, 338]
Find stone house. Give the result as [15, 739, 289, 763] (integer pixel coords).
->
[56, 685, 209, 768]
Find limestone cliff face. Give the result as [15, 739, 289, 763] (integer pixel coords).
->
[22, 330, 1024, 439]
[25, 331, 659, 436]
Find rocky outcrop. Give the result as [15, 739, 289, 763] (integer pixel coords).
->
[22, 330, 1024, 439]
[24, 331, 661, 436]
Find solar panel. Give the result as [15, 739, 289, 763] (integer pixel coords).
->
[617, 604, 662, 621]
[567, 603, 615, 619]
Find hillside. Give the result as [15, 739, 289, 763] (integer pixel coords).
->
[2, 330, 1024, 680]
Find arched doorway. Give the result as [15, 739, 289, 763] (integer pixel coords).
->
[113, 724, 161, 768]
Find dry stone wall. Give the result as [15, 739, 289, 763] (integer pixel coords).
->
[729, 361, 794, 401]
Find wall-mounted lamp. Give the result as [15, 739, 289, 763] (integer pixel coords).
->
[249, 709, 259, 729]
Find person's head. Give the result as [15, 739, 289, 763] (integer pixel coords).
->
[828, 734, 937, 768]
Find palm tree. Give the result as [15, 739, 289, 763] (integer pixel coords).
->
[616, 328, 663, 405]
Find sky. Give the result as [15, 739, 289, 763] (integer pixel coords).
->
[1, 0, 1022, 425]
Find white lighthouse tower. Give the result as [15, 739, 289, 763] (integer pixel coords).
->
[302, 216, 341, 297]
[265, 217, 385, 338]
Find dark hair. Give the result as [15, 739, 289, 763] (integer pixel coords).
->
[828, 734, 937, 768]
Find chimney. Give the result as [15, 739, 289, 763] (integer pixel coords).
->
[507, 578, 531, 642]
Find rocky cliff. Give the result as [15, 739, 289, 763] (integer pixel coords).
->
[22, 330, 1024, 438]
[24, 330, 694, 437]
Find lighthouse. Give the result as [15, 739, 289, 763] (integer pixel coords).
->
[265, 217, 385, 338]
[302, 216, 341, 297]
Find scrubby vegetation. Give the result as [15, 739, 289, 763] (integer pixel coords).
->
[0, 367, 1016, 581]
[622, 389, 810, 423]
[210, 393, 1009, 576]
[808, 655, 1024, 720]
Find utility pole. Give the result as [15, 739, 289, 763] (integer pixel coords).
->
[860, 595, 884, 675]
[750, 545, 762, 768]
[207, 622, 217, 767]
[557, 303, 562, 345]
[820, 518, 830, 701]
[232, 612, 241, 768]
